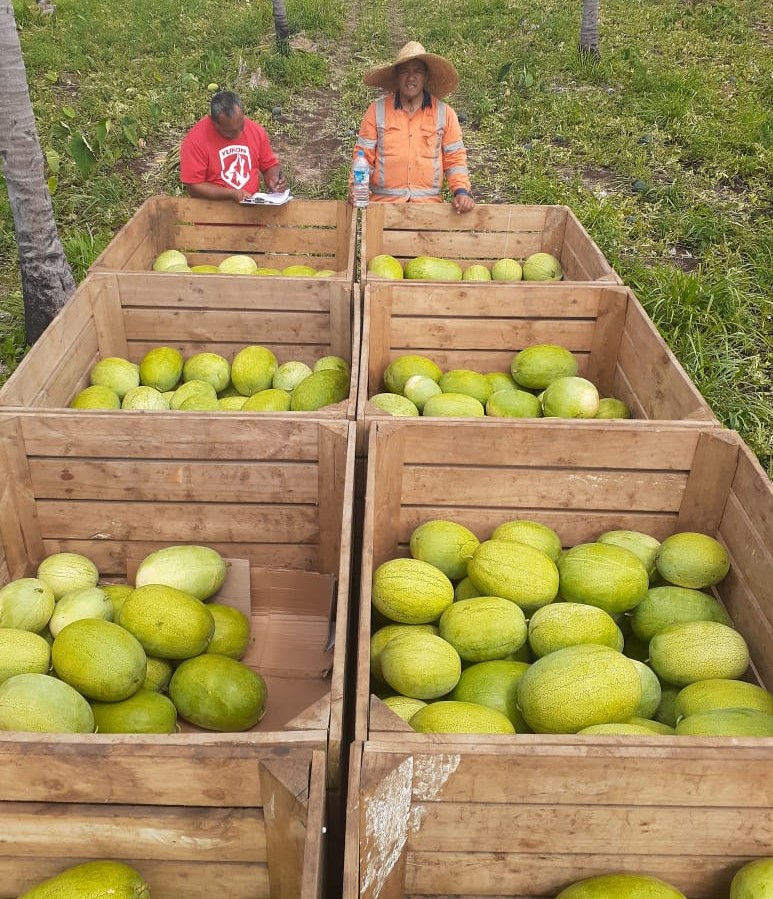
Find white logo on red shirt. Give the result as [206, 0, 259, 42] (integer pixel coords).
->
[219, 145, 252, 189]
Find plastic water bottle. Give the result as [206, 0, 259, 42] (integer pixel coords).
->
[352, 150, 370, 208]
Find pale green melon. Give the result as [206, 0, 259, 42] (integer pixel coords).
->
[491, 520, 562, 563]
[404, 256, 463, 281]
[142, 655, 175, 693]
[410, 700, 515, 733]
[409, 519, 480, 581]
[182, 352, 231, 392]
[152, 249, 187, 272]
[230, 345, 278, 396]
[403, 375, 442, 411]
[438, 370, 492, 404]
[69, 385, 121, 409]
[557, 542, 649, 614]
[422, 393, 485, 417]
[205, 603, 251, 660]
[675, 678, 773, 720]
[454, 577, 481, 601]
[578, 722, 663, 735]
[0, 629, 51, 683]
[630, 585, 732, 642]
[439, 596, 528, 662]
[490, 258, 523, 281]
[37, 552, 99, 600]
[48, 586, 113, 638]
[541, 375, 600, 418]
[462, 263, 492, 281]
[648, 621, 750, 686]
[169, 654, 267, 731]
[655, 681, 681, 727]
[370, 393, 420, 416]
[522, 252, 563, 281]
[139, 346, 184, 391]
[486, 389, 542, 418]
[468, 539, 559, 614]
[219, 254, 258, 274]
[730, 858, 773, 898]
[218, 395, 247, 410]
[0, 673, 94, 733]
[450, 659, 531, 731]
[51, 618, 147, 702]
[290, 369, 349, 411]
[655, 532, 730, 589]
[90, 688, 178, 734]
[595, 397, 632, 419]
[556, 874, 684, 898]
[381, 695, 427, 721]
[484, 372, 518, 394]
[18, 860, 150, 898]
[0, 578, 55, 632]
[273, 361, 313, 391]
[631, 659, 663, 719]
[511, 344, 577, 390]
[169, 379, 218, 410]
[372, 558, 454, 624]
[367, 254, 404, 279]
[370, 623, 439, 682]
[135, 544, 227, 600]
[101, 584, 134, 620]
[378, 631, 462, 700]
[119, 584, 215, 660]
[383, 355, 442, 394]
[675, 707, 773, 737]
[314, 355, 351, 376]
[596, 529, 661, 576]
[241, 388, 292, 411]
[90, 357, 140, 399]
[516, 644, 641, 734]
[121, 386, 170, 410]
[627, 716, 675, 735]
[527, 602, 623, 657]
[282, 264, 316, 277]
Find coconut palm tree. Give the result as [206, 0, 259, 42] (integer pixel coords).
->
[579, 0, 600, 60]
[272, 0, 290, 55]
[0, 2, 75, 344]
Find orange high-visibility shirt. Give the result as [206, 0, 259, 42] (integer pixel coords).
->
[353, 92, 471, 203]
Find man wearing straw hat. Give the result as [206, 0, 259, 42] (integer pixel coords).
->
[350, 42, 475, 213]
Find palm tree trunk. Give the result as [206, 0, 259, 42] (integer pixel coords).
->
[579, 0, 600, 60]
[272, 0, 290, 55]
[0, 1, 75, 345]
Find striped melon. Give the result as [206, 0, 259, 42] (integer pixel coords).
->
[730, 858, 773, 898]
[557, 542, 649, 614]
[577, 722, 664, 736]
[439, 595, 527, 662]
[656, 531, 730, 588]
[468, 539, 559, 614]
[527, 602, 623, 657]
[379, 631, 461, 700]
[410, 700, 515, 734]
[381, 695, 428, 723]
[648, 621, 750, 686]
[0, 629, 51, 683]
[118, 584, 215, 659]
[370, 623, 439, 682]
[409, 519, 480, 581]
[516, 644, 641, 734]
[675, 678, 773, 720]
[19, 860, 150, 899]
[491, 519, 562, 562]
[631, 585, 731, 642]
[450, 660, 531, 732]
[372, 558, 454, 624]
[556, 873, 685, 898]
[675, 707, 773, 737]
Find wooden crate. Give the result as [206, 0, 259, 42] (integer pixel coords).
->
[355, 420, 773, 743]
[90, 196, 356, 284]
[0, 272, 359, 422]
[361, 204, 621, 283]
[356, 280, 717, 454]
[0, 743, 325, 899]
[0, 413, 355, 789]
[343, 740, 773, 898]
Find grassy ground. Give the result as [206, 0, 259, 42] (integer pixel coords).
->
[1, 0, 771, 473]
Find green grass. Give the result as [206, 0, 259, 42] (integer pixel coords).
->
[1, 0, 771, 474]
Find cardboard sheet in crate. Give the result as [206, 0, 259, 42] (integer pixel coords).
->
[343, 740, 773, 899]
[0, 743, 325, 899]
[90, 195, 356, 284]
[0, 272, 359, 422]
[355, 420, 773, 744]
[361, 203, 621, 283]
[356, 280, 717, 453]
[0, 413, 354, 789]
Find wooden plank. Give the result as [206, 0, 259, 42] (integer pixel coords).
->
[2, 859, 270, 899]
[404, 851, 737, 898]
[583, 287, 626, 393]
[260, 757, 310, 899]
[0, 802, 266, 861]
[301, 751, 327, 899]
[676, 430, 739, 531]
[0, 419, 45, 577]
[407, 802, 773, 856]
[540, 205, 568, 261]
[29, 459, 320, 503]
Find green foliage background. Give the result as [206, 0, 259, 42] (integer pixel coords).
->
[0, 0, 771, 473]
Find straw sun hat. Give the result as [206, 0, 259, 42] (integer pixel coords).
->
[364, 41, 459, 98]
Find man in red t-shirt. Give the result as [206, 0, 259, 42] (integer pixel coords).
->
[180, 91, 287, 203]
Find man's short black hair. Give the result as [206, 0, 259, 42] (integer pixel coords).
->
[210, 90, 243, 120]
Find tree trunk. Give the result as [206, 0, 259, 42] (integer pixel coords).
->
[271, 0, 290, 55]
[0, 2, 75, 345]
[579, 0, 600, 60]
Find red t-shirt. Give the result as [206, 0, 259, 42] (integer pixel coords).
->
[180, 116, 279, 194]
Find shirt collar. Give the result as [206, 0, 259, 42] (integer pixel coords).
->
[394, 90, 432, 110]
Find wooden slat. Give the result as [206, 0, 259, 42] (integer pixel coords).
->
[2, 859, 270, 899]
[123, 309, 333, 344]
